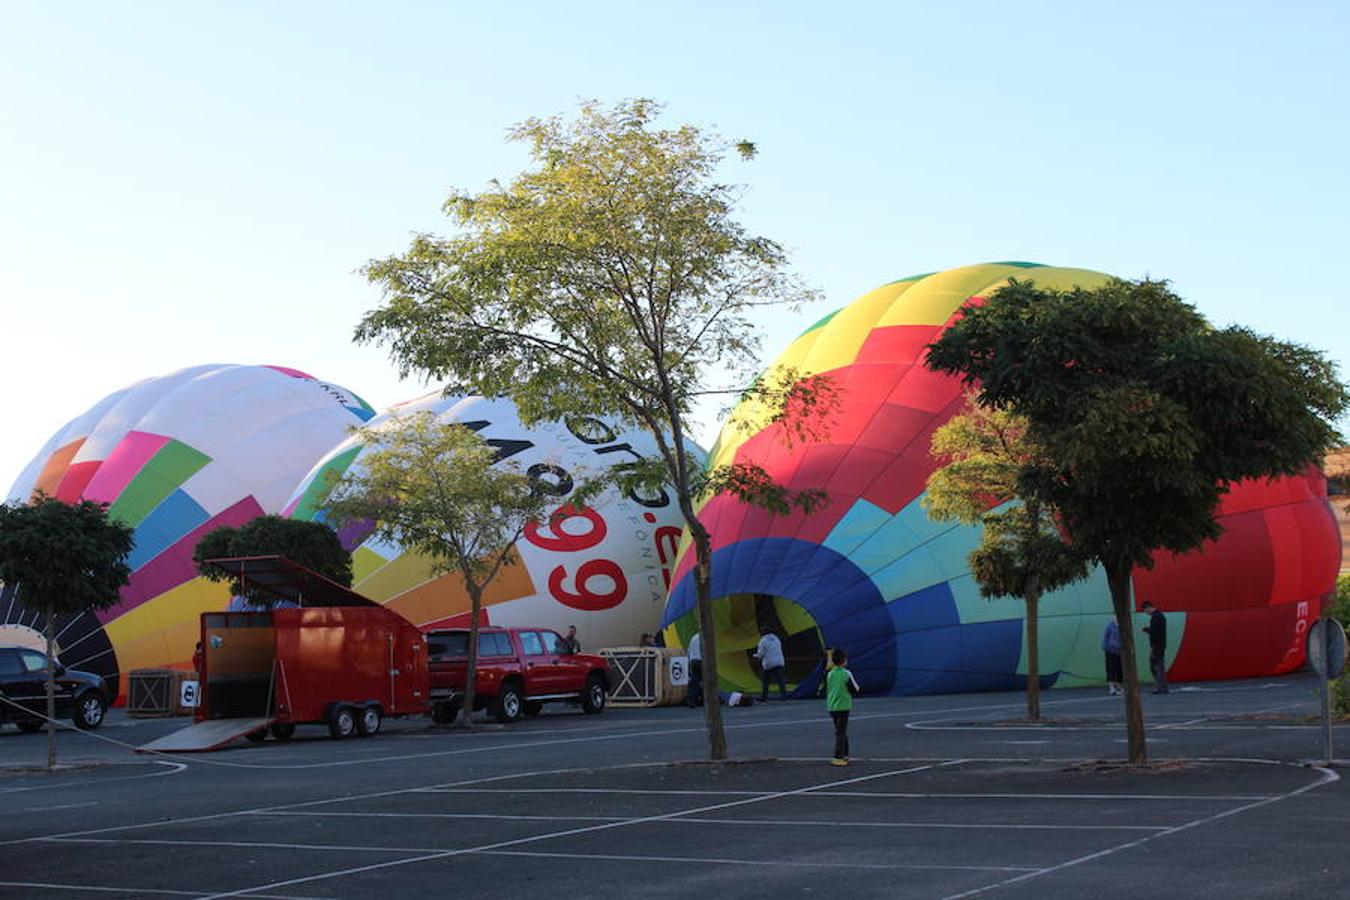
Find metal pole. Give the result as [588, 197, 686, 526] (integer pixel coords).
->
[1322, 623, 1334, 766]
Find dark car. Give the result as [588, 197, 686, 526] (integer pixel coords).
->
[0, 646, 108, 731]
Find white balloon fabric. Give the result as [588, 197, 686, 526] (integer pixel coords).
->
[284, 392, 694, 651]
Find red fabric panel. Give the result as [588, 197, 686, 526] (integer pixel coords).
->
[1168, 603, 1315, 682]
[856, 324, 940, 367]
[54, 460, 100, 503]
[1137, 512, 1275, 612]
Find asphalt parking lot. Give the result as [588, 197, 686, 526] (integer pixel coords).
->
[1, 674, 1346, 899]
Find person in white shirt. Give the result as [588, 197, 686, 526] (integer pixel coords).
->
[686, 632, 703, 707]
[755, 628, 788, 701]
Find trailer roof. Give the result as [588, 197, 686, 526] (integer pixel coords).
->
[203, 555, 379, 608]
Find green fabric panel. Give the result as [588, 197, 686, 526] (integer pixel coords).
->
[797, 308, 841, 338]
[988, 261, 1045, 268]
[773, 595, 819, 636]
[107, 440, 210, 527]
[293, 446, 362, 520]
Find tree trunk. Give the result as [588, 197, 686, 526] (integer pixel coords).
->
[1106, 560, 1147, 765]
[691, 523, 728, 760]
[44, 616, 57, 770]
[1025, 584, 1041, 722]
[462, 580, 482, 731]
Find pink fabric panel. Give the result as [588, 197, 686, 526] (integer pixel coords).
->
[83, 431, 171, 504]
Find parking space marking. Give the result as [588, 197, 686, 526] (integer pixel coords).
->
[475, 848, 1039, 873]
[266, 810, 626, 822]
[677, 816, 1169, 831]
[0, 882, 330, 900]
[937, 763, 1340, 899]
[417, 786, 770, 796]
[196, 761, 962, 899]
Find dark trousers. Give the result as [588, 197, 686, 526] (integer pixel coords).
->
[831, 710, 850, 759]
[761, 666, 787, 701]
[687, 659, 703, 706]
[1149, 649, 1169, 693]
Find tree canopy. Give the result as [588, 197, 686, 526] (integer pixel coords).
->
[320, 412, 567, 726]
[924, 402, 1087, 719]
[0, 493, 133, 767]
[194, 514, 353, 596]
[355, 99, 833, 758]
[926, 276, 1349, 763]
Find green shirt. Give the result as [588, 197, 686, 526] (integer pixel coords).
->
[826, 666, 856, 712]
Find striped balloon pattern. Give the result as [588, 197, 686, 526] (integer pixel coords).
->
[661, 262, 1341, 697]
[284, 392, 691, 652]
[1, 364, 375, 699]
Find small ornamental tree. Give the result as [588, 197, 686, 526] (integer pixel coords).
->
[194, 515, 353, 603]
[356, 99, 835, 759]
[924, 403, 1087, 721]
[927, 277, 1349, 764]
[320, 412, 576, 728]
[0, 494, 133, 768]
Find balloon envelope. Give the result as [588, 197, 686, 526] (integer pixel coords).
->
[285, 392, 694, 651]
[661, 262, 1341, 697]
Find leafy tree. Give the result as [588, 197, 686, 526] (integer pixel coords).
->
[1328, 574, 1350, 631]
[927, 277, 1348, 764]
[0, 494, 132, 768]
[356, 99, 834, 759]
[194, 514, 353, 602]
[320, 413, 570, 728]
[923, 402, 1087, 721]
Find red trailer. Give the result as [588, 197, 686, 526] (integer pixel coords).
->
[139, 557, 427, 753]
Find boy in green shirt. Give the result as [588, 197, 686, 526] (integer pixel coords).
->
[825, 648, 860, 766]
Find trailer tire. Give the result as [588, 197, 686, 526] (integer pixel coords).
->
[432, 700, 459, 724]
[329, 704, 358, 739]
[270, 723, 296, 741]
[16, 719, 43, 733]
[494, 683, 524, 724]
[524, 700, 543, 717]
[581, 674, 607, 714]
[357, 705, 383, 736]
[245, 728, 268, 743]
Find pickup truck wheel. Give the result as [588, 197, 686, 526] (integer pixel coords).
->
[73, 692, 106, 729]
[357, 705, 383, 736]
[16, 719, 43, 733]
[524, 700, 543, 717]
[494, 683, 524, 724]
[245, 728, 268, 743]
[270, 723, 296, 741]
[581, 674, 607, 714]
[329, 705, 358, 739]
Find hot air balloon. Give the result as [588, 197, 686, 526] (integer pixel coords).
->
[1, 364, 376, 700]
[661, 262, 1341, 697]
[285, 392, 693, 650]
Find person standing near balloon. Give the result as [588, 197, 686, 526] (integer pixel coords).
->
[826, 648, 860, 766]
[755, 627, 788, 702]
[1102, 619, 1123, 695]
[1142, 601, 1169, 694]
[686, 632, 703, 707]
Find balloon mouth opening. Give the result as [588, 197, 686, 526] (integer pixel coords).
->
[667, 592, 826, 694]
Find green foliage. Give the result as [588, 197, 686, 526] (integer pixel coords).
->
[1331, 670, 1350, 718]
[319, 413, 562, 588]
[1329, 574, 1350, 632]
[927, 277, 1349, 573]
[0, 493, 133, 619]
[194, 515, 353, 594]
[354, 99, 833, 757]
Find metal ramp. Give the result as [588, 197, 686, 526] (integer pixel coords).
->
[136, 717, 274, 753]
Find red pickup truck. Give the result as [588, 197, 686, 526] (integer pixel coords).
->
[425, 627, 610, 724]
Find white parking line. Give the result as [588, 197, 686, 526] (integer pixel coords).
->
[938, 764, 1340, 899]
[195, 761, 964, 899]
[475, 848, 1039, 873]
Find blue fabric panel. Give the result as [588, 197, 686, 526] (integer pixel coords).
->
[887, 581, 960, 633]
[128, 489, 209, 569]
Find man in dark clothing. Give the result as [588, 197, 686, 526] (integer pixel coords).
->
[1141, 601, 1169, 694]
[560, 625, 581, 654]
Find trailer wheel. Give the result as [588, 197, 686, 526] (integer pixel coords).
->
[524, 700, 543, 717]
[581, 674, 607, 714]
[270, 723, 296, 741]
[244, 728, 267, 743]
[494, 683, 524, 724]
[329, 705, 358, 739]
[432, 700, 460, 724]
[357, 705, 383, 736]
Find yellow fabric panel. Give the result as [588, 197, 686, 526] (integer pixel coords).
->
[797, 280, 917, 375]
[382, 555, 535, 626]
[875, 263, 1029, 328]
[351, 546, 388, 583]
[1000, 266, 1112, 292]
[354, 550, 441, 602]
[104, 577, 231, 678]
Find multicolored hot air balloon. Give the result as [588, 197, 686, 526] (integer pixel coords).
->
[1, 364, 376, 699]
[661, 262, 1342, 697]
[285, 392, 692, 650]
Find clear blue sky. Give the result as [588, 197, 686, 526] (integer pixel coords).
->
[2, 1, 1347, 489]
